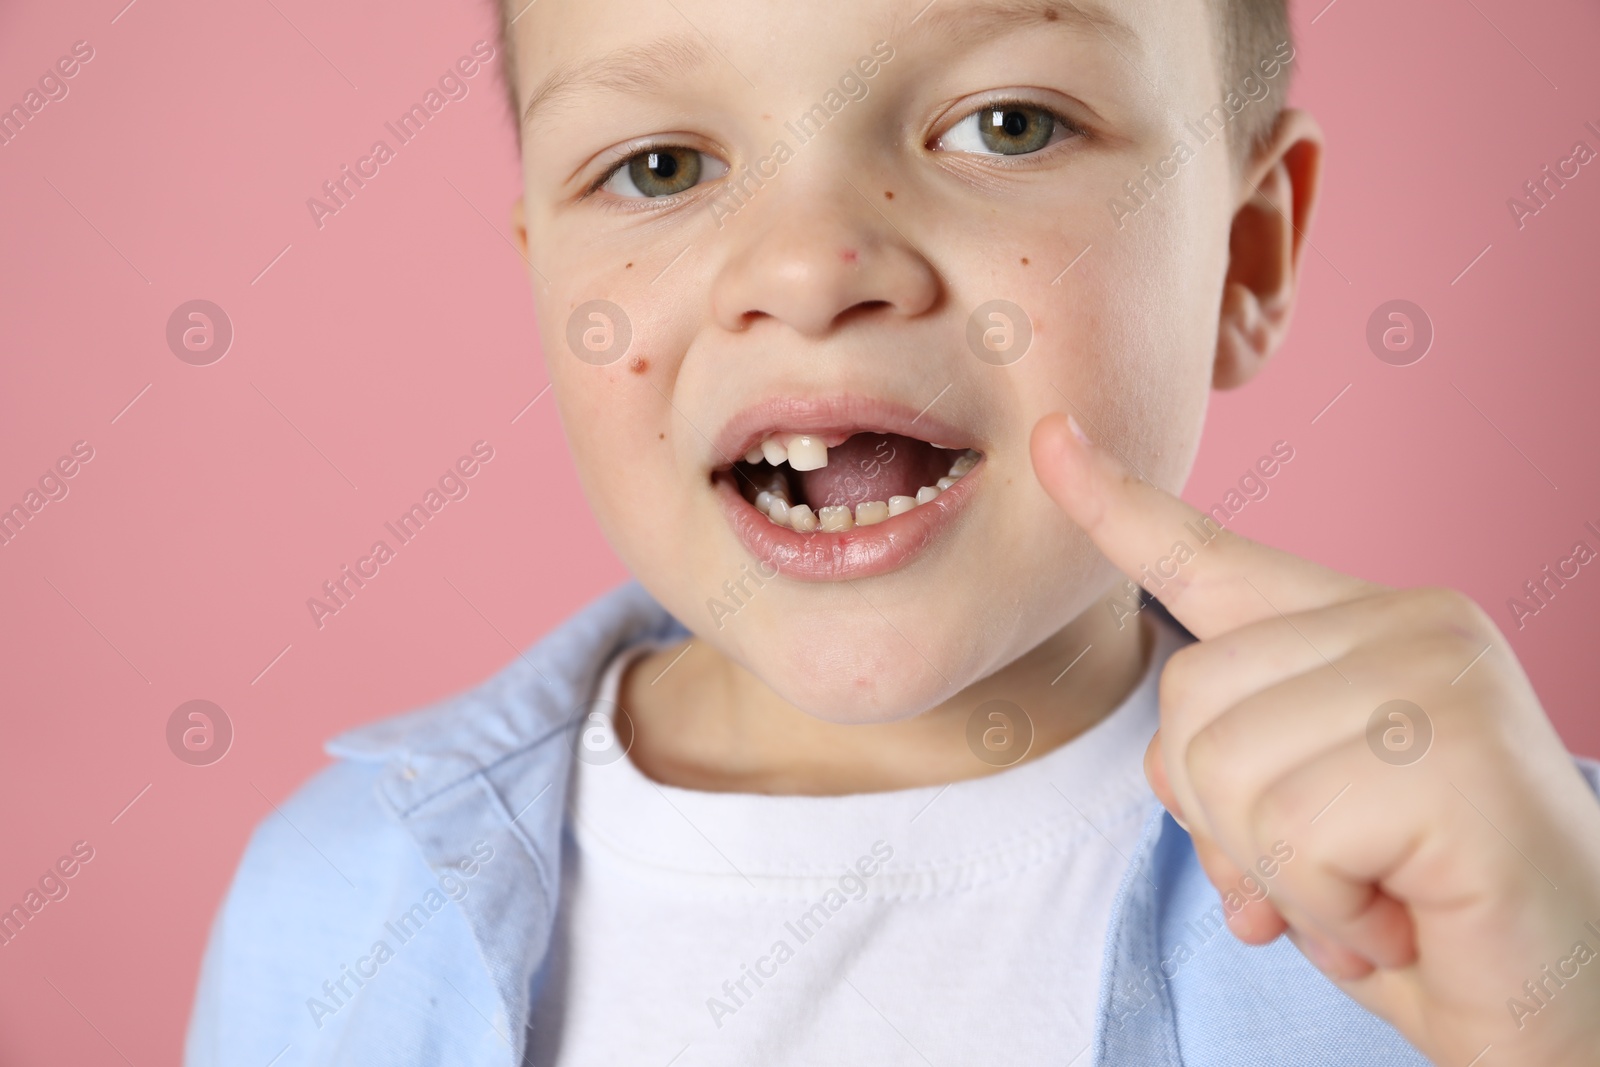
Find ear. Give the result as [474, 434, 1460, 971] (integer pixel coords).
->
[512, 195, 529, 259]
[1213, 108, 1325, 390]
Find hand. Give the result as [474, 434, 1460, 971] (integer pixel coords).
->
[1031, 412, 1600, 1067]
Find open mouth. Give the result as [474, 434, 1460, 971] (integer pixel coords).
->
[719, 431, 981, 532]
[709, 403, 986, 581]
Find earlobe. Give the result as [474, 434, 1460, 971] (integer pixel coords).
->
[1213, 110, 1324, 391]
[511, 196, 528, 259]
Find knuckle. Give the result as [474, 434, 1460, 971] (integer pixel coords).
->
[1184, 724, 1225, 788]
[1248, 780, 1302, 849]
[1413, 585, 1493, 634]
[1184, 719, 1245, 807]
[1159, 643, 1205, 714]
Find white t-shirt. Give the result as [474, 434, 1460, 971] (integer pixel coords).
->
[528, 618, 1181, 1067]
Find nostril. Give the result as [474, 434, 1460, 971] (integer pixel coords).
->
[834, 300, 891, 328]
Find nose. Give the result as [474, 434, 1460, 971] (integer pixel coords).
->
[709, 181, 941, 338]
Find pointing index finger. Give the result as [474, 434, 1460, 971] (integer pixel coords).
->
[1030, 412, 1370, 640]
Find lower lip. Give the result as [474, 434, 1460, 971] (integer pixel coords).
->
[712, 462, 982, 581]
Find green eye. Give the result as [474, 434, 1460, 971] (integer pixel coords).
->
[601, 147, 727, 198]
[983, 107, 1054, 154]
[939, 104, 1066, 157]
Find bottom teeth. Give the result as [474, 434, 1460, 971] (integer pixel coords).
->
[751, 449, 980, 533]
[855, 500, 889, 526]
[818, 505, 853, 532]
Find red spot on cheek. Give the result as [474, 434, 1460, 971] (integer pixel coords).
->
[629, 357, 649, 374]
[841, 249, 858, 264]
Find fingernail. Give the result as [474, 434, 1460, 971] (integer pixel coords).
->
[1066, 413, 1092, 446]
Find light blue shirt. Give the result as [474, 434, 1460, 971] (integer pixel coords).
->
[186, 581, 1600, 1065]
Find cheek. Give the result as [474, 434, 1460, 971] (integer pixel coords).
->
[558, 378, 672, 503]
[543, 342, 668, 511]
[543, 367, 723, 632]
[1006, 218, 1218, 490]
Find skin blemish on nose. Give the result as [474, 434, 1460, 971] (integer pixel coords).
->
[629, 357, 649, 374]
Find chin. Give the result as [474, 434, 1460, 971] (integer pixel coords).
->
[743, 621, 966, 725]
[707, 583, 1035, 725]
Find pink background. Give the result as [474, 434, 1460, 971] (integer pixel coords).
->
[2, 0, 1597, 1061]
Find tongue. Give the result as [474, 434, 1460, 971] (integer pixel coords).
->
[797, 433, 953, 509]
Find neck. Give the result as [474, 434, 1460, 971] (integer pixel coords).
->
[621, 604, 1155, 796]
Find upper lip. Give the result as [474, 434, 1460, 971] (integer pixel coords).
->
[710, 394, 980, 469]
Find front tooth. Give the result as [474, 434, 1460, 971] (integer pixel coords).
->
[761, 438, 788, 465]
[744, 446, 764, 464]
[855, 500, 889, 526]
[950, 452, 978, 477]
[788, 504, 818, 532]
[818, 505, 853, 532]
[787, 435, 827, 471]
[888, 495, 916, 516]
[767, 498, 791, 525]
[916, 485, 941, 504]
[936, 476, 957, 490]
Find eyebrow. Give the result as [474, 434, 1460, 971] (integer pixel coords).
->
[903, 0, 1140, 50]
[520, 0, 1138, 134]
[522, 33, 712, 133]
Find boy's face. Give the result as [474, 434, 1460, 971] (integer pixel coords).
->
[513, 0, 1242, 722]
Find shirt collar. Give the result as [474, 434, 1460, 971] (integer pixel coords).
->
[323, 580, 687, 1064]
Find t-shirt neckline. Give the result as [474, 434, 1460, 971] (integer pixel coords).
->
[563, 615, 1181, 899]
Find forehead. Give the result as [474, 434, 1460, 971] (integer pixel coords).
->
[511, 0, 1218, 129]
